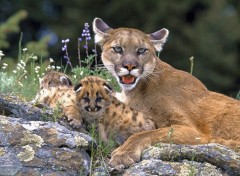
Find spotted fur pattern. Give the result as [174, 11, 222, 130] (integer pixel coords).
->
[74, 76, 155, 144]
[35, 71, 82, 128]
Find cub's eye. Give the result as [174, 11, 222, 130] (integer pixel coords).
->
[95, 97, 103, 103]
[112, 46, 123, 54]
[83, 97, 90, 103]
[137, 48, 147, 55]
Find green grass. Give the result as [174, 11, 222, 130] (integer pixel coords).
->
[88, 122, 117, 175]
[236, 91, 240, 100]
[0, 71, 39, 100]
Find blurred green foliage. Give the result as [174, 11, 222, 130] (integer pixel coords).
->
[0, 0, 239, 95]
[0, 10, 27, 48]
[0, 10, 50, 67]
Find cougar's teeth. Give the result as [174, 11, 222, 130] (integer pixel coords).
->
[120, 75, 136, 84]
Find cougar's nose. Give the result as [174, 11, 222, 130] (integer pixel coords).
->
[122, 60, 138, 71]
[85, 106, 96, 112]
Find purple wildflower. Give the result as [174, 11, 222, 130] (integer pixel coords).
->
[62, 45, 67, 51]
[78, 22, 97, 68]
[62, 39, 70, 43]
[80, 23, 91, 58]
[82, 23, 91, 41]
[61, 38, 73, 69]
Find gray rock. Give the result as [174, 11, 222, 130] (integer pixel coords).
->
[94, 144, 240, 176]
[141, 143, 240, 175]
[0, 114, 93, 175]
[0, 94, 52, 121]
[123, 159, 225, 176]
[0, 151, 22, 176]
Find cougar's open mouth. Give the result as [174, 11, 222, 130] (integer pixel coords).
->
[119, 75, 137, 84]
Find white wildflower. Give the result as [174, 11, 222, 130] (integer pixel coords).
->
[13, 70, 17, 74]
[73, 75, 77, 79]
[80, 71, 83, 76]
[18, 81, 23, 87]
[0, 50, 4, 56]
[0, 50, 4, 60]
[49, 58, 54, 63]
[3, 63, 8, 66]
[17, 63, 24, 69]
[32, 56, 38, 60]
[20, 60, 26, 67]
[56, 66, 61, 70]
[22, 48, 28, 52]
[2, 66, 6, 70]
[51, 66, 55, 69]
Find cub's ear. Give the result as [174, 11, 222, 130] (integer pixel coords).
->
[60, 76, 73, 86]
[74, 83, 82, 92]
[148, 28, 169, 52]
[103, 82, 113, 92]
[93, 18, 111, 46]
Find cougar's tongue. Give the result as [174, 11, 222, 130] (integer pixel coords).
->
[122, 75, 135, 84]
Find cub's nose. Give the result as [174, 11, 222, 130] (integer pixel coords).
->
[85, 106, 95, 112]
[85, 106, 102, 112]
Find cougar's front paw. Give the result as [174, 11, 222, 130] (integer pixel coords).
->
[68, 118, 82, 128]
[109, 146, 141, 169]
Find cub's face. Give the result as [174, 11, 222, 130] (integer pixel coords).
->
[39, 71, 72, 89]
[35, 71, 72, 103]
[93, 18, 169, 90]
[74, 76, 113, 123]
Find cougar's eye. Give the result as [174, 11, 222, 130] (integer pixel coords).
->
[137, 48, 147, 55]
[112, 46, 123, 54]
[83, 97, 90, 103]
[96, 97, 103, 103]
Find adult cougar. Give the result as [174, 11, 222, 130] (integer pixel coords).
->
[93, 18, 240, 168]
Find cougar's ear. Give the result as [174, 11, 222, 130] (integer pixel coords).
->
[148, 28, 169, 52]
[60, 76, 73, 86]
[103, 82, 113, 93]
[74, 83, 83, 93]
[93, 18, 111, 45]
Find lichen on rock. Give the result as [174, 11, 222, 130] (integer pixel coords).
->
[21, 131, 44, 147]
[17, 145, 35, 162]
[0, 118, 9, 125]
[0, 147, 5, 156]
[74, 135, 89, 147]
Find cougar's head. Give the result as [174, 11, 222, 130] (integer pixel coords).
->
[93, 18, 169, 91]
[74, 76, 113, 123]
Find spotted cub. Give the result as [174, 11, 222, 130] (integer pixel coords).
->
[35, 71, 82, 127]
[38, 71, 73, 89]
[74, 76, 156, 144]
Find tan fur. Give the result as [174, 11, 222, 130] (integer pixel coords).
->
[39, 71, 73, 89]
[35, 71, 82, 127]
[74, 76, 155, 144]
[93, 18, 240, 168]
